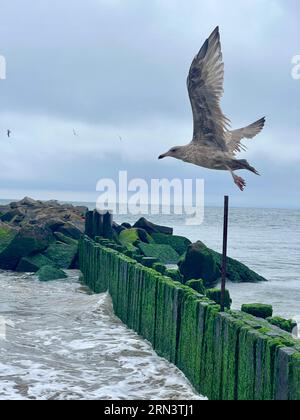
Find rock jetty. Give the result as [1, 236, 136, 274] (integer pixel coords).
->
[0, 197, 87, 279]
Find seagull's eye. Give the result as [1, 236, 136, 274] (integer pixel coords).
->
[171, 148, 178, 153]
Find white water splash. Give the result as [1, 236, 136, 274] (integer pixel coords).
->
[0, 270, 205, 401]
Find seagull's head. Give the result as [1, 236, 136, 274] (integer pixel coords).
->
[158, 146, 183, 160]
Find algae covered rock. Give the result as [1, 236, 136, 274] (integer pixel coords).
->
[54, 232, 78, 246]
[178, 241, 219, 287]
[121, 222, 131, 229]
[0, 225, 51, 270]
[16, 253, 55, 272]
[152, 233, 191, 256]
[0, 222, 18, 254]
[206, 288, 232, 309]
[118, 228, 152, 251]
[133, 217, 173, 235]
[186, 279, 206, 295]
[241, 303, 273, 319]
[43, 241, 78, 269]
[178, 241, 266, 286]
[0, 208, 25, 224]
[37, 265, 67, 282]
[137, 242, 179, 265]
[55, 222, 82, 240]
[266, 317, 297, 333]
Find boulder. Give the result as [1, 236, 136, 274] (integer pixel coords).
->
[43, 218, 65, 232]
[178, 241, 267, 286]
[54, 232, 78, 246]
[18, 197, 41, 207]
[0, 207, 8, 218]
[43, 199, 60, 207]
[0, 223, 19, 269]
[0, 225, 51, 270]
[0, 198, 86, 234]
[74, 206, 88, 216]
[118, 228, 152, 251]
[16, 253, 55, 272]
[0, 208, 26, 224]
[36, 265, 67, 282]
[56, 222, 82, 240]
[0, 198, 87, 271]
[137, 242, 179, 265]
[133, 217, 173, 235]
[241, 303, 273, 319]
[112, 222, 126, 235]
[43, 241, 78, 269]
[178, 241, 219, 287]
[151, 233, 191, 256]
[121, 222, 131, 229]
[0, 222, 18, 249]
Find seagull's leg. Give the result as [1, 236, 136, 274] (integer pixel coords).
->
[227, 167, 246, 191]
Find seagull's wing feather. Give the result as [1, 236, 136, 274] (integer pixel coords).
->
[187, 27, 230, 151]
[226, 117, 266, 154]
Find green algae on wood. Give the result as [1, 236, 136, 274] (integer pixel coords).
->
[266, 317, 297, 334]
[206, 288, 232, 309]
[78, 235, 300, 401]
[186, 279, 206, 295]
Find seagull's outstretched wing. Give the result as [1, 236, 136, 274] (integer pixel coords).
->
[226, 117, 266, 154]
[187, 26, 230, 151]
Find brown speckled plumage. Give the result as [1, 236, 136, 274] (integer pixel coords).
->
[159, 27, 265, 191]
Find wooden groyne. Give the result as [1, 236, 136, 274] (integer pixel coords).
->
[79, 234, 300, 401]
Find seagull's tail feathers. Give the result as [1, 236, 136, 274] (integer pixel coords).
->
[234, 159, 260, 176]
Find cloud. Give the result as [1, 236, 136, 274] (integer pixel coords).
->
[0, 0, 299, 207]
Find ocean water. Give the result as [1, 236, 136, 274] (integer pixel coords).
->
[114, 207, 300, 322]
[0, 204, 299, 400]
[0, 271, 204, 400]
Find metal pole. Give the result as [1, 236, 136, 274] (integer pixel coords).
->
[221, 195, 229, 312]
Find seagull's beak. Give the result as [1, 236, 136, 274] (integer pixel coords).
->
[158, 152, 168, 160]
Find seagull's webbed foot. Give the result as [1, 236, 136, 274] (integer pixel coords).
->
[227, 167, 246, 191]
[233, 175, 246, 191]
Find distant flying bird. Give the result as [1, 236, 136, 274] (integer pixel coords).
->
[7, 129, 11, 138]
[73, 129, 77, 136]
[158, 27, 265, 191]
[118, 135, 122, 142]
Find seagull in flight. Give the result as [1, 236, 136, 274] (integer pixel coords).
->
[7, 129, 11, 138]
[73, 129, 77, 136]
[158, 27, 265, 191]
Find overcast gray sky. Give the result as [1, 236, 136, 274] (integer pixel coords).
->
[0, 0, 299, 207]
